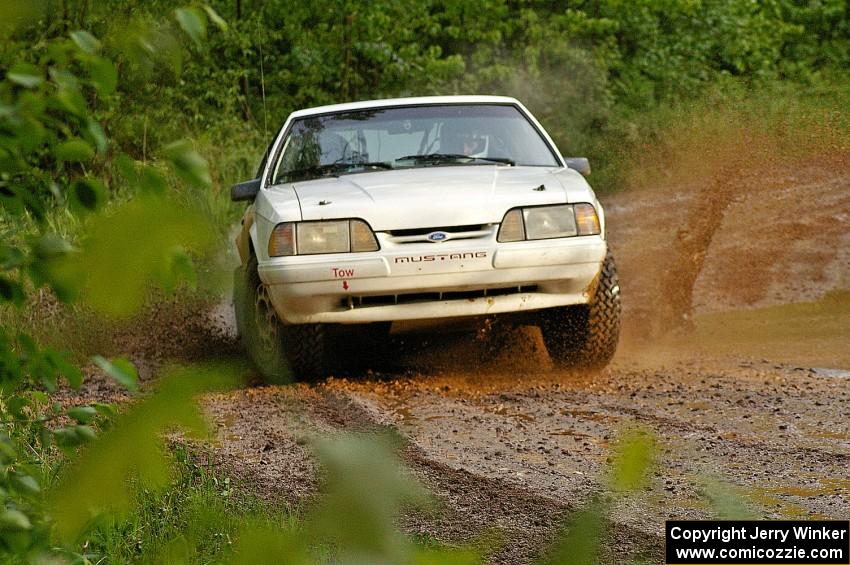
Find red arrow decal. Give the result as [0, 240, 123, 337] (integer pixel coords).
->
[342, 280, 349, 290]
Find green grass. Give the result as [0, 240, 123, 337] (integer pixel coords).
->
[662, 290, 850, 368]
[79, 445, 293, 564]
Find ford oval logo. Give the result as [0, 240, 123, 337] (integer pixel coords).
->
[427, 231, 448, 242]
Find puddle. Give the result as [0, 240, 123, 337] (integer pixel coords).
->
[810, 430, 850, 441]
[550, 428, 593, 439]
[392, 404, 417, 425]
[749, 479, 850, 519]
[811, 367, 850, 378]
[493, 405, 536, 422]
[559, 408, 613, 422]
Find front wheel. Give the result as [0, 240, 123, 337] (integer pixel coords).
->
[538, 251, 621, 370]
[234, 256, 329, 382]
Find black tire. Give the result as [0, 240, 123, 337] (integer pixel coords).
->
[233, 255, 329, 382]
[539, 251, 621, 370]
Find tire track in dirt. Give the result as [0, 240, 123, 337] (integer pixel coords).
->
[312, 387, 664, 563]
[202, 381, 663, 563]
[320, 356, 850, 545]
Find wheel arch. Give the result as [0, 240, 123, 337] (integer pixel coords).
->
[236, 206, 259, 267]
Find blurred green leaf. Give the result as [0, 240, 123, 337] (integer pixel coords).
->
[203, 5, 228, 31]
[0, 246, 26, 270]
[0, 509, 31, 531]
[6, 63, 43, 88]
[28, 234, 76, 302]
[89, 56, 117, 95]
[231, 523, 312, 565]
[414, 548, 480, 565]
[139, 166, 168, 194]
[52, 87, 88, 118]
[46, 349, 83, 389]
[702, 479, 756, 520]
[0, 0, 46, 36]
[85, 120, 107, 153]
[5, 396, 29, 419]
[69, 177, 106, 213]
[11, 474, 40, 495]
[56, 138, 95, 162]
[609, 428, 654, 493]
[0, 434, 17, 462]
[165, 248, 197, 292]
[74, 424, 96, 442]
[541, 498, 605, 565]
[54, 427, 84, 449]
[175, 8, 206, 48]
[94, 403, 118, 418]
[92, 356, 139, 392]
[309, 434, 431, 563]
[70, 30, 101, 54]
[115, 154, 139, 185]
[50, 194, 215, 317]
[50, 362, 242, 542]
[163, 140, 212, 188]
[67, 406, 97, 424]
[0, 276, 25, 306]
[30, 390, 48, 404]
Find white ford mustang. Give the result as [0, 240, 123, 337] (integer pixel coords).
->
[231, 95, 620, 381]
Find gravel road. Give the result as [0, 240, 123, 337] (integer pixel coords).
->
[200, 159, 850, 563]
[59, 159, 848, 563]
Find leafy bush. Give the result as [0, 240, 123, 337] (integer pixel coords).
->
[0, 4, 228, 558]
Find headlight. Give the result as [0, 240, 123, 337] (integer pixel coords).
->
[298, 220, 350, 254]
[497, 203, 600, 242]
[268, 219, 379, 257]
[523, 205, 577, 239]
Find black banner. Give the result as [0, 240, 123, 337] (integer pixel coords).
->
[666, 520, 849, 564]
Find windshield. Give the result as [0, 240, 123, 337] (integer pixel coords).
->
[270, 104, 560, 184]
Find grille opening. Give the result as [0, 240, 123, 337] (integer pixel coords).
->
[387, 224, 486, 237]
[341, 285, 539, 309]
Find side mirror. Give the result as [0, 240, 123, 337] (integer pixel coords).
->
[565, 157, 591, 177]
[231, 178, 261, 202]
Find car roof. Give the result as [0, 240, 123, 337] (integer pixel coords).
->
[289, 95, 522, 118]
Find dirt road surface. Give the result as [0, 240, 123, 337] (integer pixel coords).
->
[198, 162, 850, 562]
[63, 160, 850, 562]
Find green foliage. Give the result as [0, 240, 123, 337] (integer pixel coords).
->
[91, 356, 139, 392]
[50, 362, 241, 544]
[609, 428, 655, 493]
[48, 193, 216, 317]
[541, 427, 655, 564]
[0, 3, 228, 559]
[230, 433, 479, 564]
[701, 479, 757, 521]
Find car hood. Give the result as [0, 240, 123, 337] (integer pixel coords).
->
[277, 165, 595, 231]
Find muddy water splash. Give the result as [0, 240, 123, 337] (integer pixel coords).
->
[614, 116, 850, 343]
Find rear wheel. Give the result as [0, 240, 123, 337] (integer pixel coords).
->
[234, 255, 329, 382]
[539, 251, 621, 370]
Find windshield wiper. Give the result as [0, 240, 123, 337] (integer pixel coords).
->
[472, 156, 515, 165]
[282, 161, 393, 182]
[396, 153, 515, 166]
[350, 161, 394, 170]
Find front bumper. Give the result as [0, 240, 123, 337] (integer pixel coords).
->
[258, 235, 607, 324]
